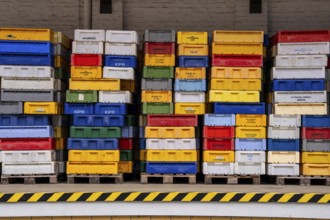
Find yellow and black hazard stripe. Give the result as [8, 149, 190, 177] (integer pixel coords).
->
[0, 192, 329, 203]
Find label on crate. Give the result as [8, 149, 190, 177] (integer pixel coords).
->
[78, 94, 85, 101]
[36, 108, 46, 112]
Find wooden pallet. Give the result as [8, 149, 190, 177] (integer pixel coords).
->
[275, 175, 305, 185]
[67, 174, 123, 184]
[140, 173, 196, 184]
[303, 176, 330, 186]
[204, 175, 261, 184]
[1, 174, 59, 184]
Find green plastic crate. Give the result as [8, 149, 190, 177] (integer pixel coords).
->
[55, 68, 69, 80]
[140, 161, 146, 173]
[126, 115, 138, 126]
[120, 150, 133, 161]
[142, 103, 174, 114]
[143, 66, 174, 79]
[70, 126, 121, 138]
[66, 90, 98, 103]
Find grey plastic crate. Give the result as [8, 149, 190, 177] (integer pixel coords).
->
[0, 101, 23, 114]
[51, 115, 69, 126]
[56, 150, 68, 161]
[302, 139, 330, 152]
[1, 90, 61, 102]
[141, 79, 172, 90]
[144, 30, 176, 42]
[54, 44, 71, 61]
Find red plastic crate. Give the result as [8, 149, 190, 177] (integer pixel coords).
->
[302, 127, 330, 139]
[271, 30, 330, 45]
[119, 138, 134, 150]
[203, 138, 235, 150]
[212, 55, 263, 67]
[203, 126, 235, 138]
[71, 54, 103, 66]
[144, 42, 175, 54]
[147, 114, 198, 126]
[0, 138, 55, 150]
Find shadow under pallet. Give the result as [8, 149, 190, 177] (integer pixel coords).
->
[67, 174, 124, 184]
[140, 173, 196, 184]
[204, 175, 261, 185]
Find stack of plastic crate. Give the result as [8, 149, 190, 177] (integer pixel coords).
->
[175, 32, 208, 115]
[301, 115, 330, 178]
[139, 30, 176, 174]
[0, 28, 65, 183]
[205, 30, 266, 182]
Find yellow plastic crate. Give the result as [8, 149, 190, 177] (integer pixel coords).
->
[210, 79, 262, 91]
[140, 150, 147, 161]
[121, 80, 135, 92]
[68, 150, 120, 162]
[273, 103, 328, 115]
[0, 28, 54, 42]
[235, 127, 266, 138]
[213, 30, 264, 43]
[208, 90, 260, 102]
[53, 31, 71, 49]
[55, 138, 66, 150]
[177, 32, 208, 45]
[53, 126, 68, 138]
[69, 79, 121, 91]
[66, 162, 118, 174]
[145, 126, 195, 138]
[175, 103, 205, 115]
[24, 102, 62, 115]
[236, 114, 267, 127]
[144, 54, 175, 66]
[175, 67, 206, 79]
[146, 150, 197, 162]
[118, 161, 133, 173]
[302, 152, 330, 164]
[267, 151, 300, 164]
[212, 42, 263, 55]
[302, 164, 330, 176]
[178, 44, 208, 56]
[203, 151, 235, 162]
[54, 56, 70, 69]
[211, 67, 262, 79]
[141, 90, 172, 103]
[263, 46, 267, 58]
[70, 66, 103, 79]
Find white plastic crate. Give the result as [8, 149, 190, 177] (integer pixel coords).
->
[267, 151, 300, 164]
[105, 43, 137, 56]
[58, 161, 66, 174]
[268, 127, 300, 139]
[0, 151, 55, 163]
[106, 30, 138, 43]
[273, 91, 327, 103]
[99, 91, 132, 103]
[2, 162, 58, 175]
[267, 164, 300, 176]
[0, 66, 54, 78]
[235, 151, 266, 163]
[146, 139, 197, 150]
[103, 67, 135, 80]
[234, 162, 265, 175]
[274, 55, 328, 67]
[271, 67, 326, 79]
[275, 42, 330, 55]
[273, 103, 328, 115]
[174, 92, 205, 103]
[72, 41, 104, 54]
[203, 162, 235, 175]
[268, 114, 301, 127]
[74, 29, 105, 42]
[1, 78, 59, 90]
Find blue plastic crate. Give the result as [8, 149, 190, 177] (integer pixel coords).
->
[94, 103, 128, 115]
[174, 79, 207, 91]
[272, 80, 325, 91]
[214, 102, 266, 114]
[0, 115, 50, 126]
[178, 56, 209, 68]
[121, 126, 139, 138]
[0, 40, 53, 55]
[139, 126, 145, 138]
[146, 162, 198, 174]
[0, 54, 54, 66]
[64, 103, 94, 115]
[235, 138, 267, 151]
[302, 115, 330, 127]
[0, 126, 53, 138]
[72, 115, 125, 127]
[140, 138, 146, 149]
[267, 139, 300, 151]
[263, 34, 269, 47]
[104, 55, 137, 68]
[204, 114, 235, 126]
[67, 138, 119, 150]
